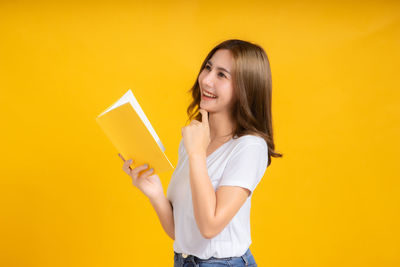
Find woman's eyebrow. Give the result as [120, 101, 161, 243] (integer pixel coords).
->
[207, 60, 231, 75]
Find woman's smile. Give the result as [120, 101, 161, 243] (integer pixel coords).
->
[202, 93, 218, 101]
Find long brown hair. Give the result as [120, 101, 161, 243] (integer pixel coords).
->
[185, 39, 283, 166]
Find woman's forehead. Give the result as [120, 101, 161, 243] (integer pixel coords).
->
[209, 49, 233, 74]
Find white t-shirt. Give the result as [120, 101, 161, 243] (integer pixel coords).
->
[167, 134, 269, 259]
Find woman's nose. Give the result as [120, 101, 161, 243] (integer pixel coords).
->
[203, 70, 215, 87]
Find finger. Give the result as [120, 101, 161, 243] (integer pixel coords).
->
[131, 163, 150, 177]
[118, 153, 126, 162]
[139, 167, 155, 179]
[199, 109, 209, 126]
[122, 159, 134, 174]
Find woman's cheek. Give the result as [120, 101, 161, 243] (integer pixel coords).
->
[198, 71, 205, 82]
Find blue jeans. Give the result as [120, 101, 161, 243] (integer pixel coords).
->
[173, 248, 257, 267]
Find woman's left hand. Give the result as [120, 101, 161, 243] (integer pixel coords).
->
[181, 109, 210, 157]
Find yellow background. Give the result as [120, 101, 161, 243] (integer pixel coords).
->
[1, 0, 399, 266]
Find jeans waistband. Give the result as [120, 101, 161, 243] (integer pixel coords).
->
[174, 248, 251, 265]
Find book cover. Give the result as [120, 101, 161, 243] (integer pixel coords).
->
[96, 89, 174, 174]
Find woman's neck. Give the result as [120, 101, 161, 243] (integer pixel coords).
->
[208, 111, 235, 143]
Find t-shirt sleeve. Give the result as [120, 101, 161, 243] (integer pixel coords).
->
[218, 142, 269, 197]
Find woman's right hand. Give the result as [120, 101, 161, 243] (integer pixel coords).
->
[119, 153, 164, 200]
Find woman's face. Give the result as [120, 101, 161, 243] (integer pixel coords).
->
[198, 49, 236, 114]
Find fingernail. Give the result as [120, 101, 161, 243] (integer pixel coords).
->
[149, 168, 154, 172]
[128, 159, 132, 163]
[144, 164, 148, 168]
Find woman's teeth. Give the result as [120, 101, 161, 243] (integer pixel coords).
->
[203, 91, 217, 98]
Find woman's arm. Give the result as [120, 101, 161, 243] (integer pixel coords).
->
[188, 153, 249, 239]
[119, 155, 175, 240]
[149, 194, 175, 240]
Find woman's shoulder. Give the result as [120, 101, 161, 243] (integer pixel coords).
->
[227, 134, 269, 166]
[232, 134, 268, 151]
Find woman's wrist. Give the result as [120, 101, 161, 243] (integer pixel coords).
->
[148, 192, 167, 205]
[188, 151, 206, 160]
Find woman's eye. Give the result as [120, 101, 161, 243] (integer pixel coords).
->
[204, 65, 226, 78]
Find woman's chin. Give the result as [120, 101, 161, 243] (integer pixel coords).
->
[200, 101, 218, 111]
[200, 103, 210, 111]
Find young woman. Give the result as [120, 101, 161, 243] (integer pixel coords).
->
[119, 39, 282, 266]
